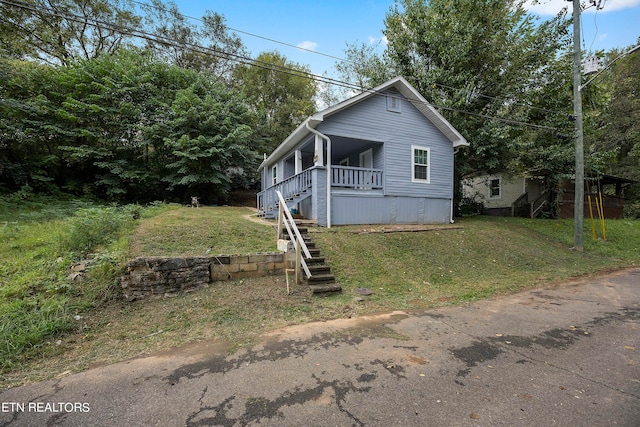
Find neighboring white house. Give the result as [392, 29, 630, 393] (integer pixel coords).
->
[463, 173, 634, 219]
[256, 76, 469, 226]
[462, 174, 546, 217]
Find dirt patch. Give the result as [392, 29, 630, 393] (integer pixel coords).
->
[347, 224, 463, 234]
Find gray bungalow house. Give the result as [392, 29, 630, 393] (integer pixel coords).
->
[257, 76, 469, 226]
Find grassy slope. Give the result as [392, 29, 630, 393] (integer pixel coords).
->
[1, 202, 638, 388]
[130, 206, 276, 257]
[312, 217, 639, 310]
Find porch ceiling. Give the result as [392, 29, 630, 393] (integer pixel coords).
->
[298, 135, 380, 161]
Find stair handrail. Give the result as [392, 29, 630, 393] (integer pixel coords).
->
[530, 190, 550, 218]
[511, 192, 529, 216]
[276, 191, 312, 278]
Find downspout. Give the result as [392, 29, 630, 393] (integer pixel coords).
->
[306, 122, 332, 228]
[451, 147, 461, 224]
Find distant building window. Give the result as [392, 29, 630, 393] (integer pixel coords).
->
[272, 165, 277, 186]
[387, 95, 402, 113]
[489, 177, 501, 198]
[412, 146, 430, 183]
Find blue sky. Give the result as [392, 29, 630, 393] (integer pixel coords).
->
[172, 0, 640, 77]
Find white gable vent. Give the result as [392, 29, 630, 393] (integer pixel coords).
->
[387, 95, 402, 113]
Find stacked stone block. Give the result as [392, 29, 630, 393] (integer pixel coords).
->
[121, 252, 291, 301]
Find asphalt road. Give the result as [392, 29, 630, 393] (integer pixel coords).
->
[1, 268, 639, 427]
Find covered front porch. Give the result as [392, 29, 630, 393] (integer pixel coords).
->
[257, 134, 384, 222]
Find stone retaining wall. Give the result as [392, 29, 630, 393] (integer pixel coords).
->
[121, 252, 291, 301]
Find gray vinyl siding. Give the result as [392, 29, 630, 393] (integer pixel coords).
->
[283, 156, 295, 179]
[317, 88, 454, 199]
[331, 192, 451, 225]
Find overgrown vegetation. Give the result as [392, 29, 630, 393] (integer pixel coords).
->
[1, 199, 638, 389]
[0, 193, 170, 372]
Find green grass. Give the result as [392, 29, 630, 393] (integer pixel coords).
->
[0, 195, 172, 371]
[312, 216, 639, 309]
[130, 206, 276, 257]
[1, 196, 638, 388]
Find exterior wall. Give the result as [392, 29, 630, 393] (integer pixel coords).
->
[283, 155, 296, 179]
[463, 175, 525, 210]
[331, 191, 451, 225]
[262, 86, 461, 225]
[317, 88, 455, 201]
[339, 143, 383, 168]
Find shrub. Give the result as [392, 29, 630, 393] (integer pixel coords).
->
[624, 201, 640, 219]
[58, 205, 137, 255]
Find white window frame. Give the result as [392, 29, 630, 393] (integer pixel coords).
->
[272, 165, 278, 186]
[411, 145, 430, 183]
[387, 95, 402, 113]
[339, 157, 350, 166]
[488, 177, 501, 199]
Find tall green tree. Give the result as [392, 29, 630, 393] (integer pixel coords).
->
[139, 0, 247, 79]
[157, 81, 259, 202]
[339, 0, 572, 181]
[593, 45, 640, 177]
[233, 51, 317, 152]
[0, 58, 64, 192]
[0, 49, 260, 202]
[0, 0, 140, 66]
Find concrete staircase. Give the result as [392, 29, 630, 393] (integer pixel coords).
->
[297, 224, 341, 294]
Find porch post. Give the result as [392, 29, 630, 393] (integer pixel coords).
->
[295, 149, 302, 174]
[314, 134, 324, 166]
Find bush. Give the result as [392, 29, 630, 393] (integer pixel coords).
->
[458, 195, 484, 216]
[624, 201, 640, 219]
[58, 205, 138, 255]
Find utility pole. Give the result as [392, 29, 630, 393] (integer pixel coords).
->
[571, 0, 584, 251]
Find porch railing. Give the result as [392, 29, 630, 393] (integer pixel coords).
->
[257, 168, 313, 217]
[331, 165, 383, 189]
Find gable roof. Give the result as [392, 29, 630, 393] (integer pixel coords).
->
[258, 76, 469, 171]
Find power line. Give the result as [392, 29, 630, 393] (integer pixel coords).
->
[1, 0, 566, 134]
[131, 0, 350, 64]
[131, 0, 565, 118]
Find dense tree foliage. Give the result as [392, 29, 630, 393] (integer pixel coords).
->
[383, 0, 572, 179]
[0, 49, 259, 203]
[0, 0, 315, 203]
[0, 0, 140, 65]
[233, 51, 317, 153]
[0, 0, 638, 211]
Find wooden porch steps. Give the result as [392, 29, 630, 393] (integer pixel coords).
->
[296, 224, 341, 294]
[261, 191, 312, 219]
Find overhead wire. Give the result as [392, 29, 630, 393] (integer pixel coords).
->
[1, 0, 567, 134]
[130, 0, 350, 64]
[131, 0, 563, 117]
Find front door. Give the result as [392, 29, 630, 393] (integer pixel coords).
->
[359, 149, 373, 169]
[359, 149, 373, 189]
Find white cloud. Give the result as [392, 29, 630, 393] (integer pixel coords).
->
[523, 0, 640, 15]
[296, 40, 318, 51]
[367, 35, 389, 46]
